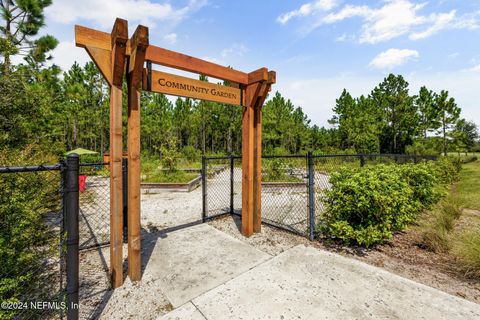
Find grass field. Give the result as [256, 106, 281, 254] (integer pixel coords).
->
[457, 160, 480, 210]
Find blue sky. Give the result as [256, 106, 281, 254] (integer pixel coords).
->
[37, 0, 480, 127]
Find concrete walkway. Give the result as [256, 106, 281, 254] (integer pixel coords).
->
[144, 223, 270, 308]
[154, 226, 480, 320]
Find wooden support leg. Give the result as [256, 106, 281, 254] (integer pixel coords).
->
[109, 84, 124, 288]
[127, 84, 141, 281]
[241, 101, 254, 237]
[242, 83, 262, 237]
[109, 18, 128, 289]
[126, 25, 148, 282]
[252, 81, 272, 234]
[253, 101, 262, 233]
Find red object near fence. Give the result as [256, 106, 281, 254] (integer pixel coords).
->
[79, 175, 87, 192]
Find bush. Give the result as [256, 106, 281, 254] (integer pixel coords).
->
[182, 145, 200, 162]
[397, 163, 442, 208]
[0, 146, 60, 318]
[433, 156, 461, 185]
[321, 158, 461, 247]
[321, 165, 417, 247]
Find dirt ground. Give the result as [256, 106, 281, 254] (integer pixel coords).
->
[208, 214, 480, 304]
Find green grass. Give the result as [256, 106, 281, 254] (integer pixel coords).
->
[419, 158, 480, 276]
[420, 195, 462, 252]
[263, 174, 302, 183]
[452, 229, 480, 277]
[142, 171, 199, 183]
[457, 160, 480, 210]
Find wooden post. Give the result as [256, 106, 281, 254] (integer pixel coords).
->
[242, 82, 261, 237]
[109, 18, 128, 288]
[127, 25, 148, 281]
[252, 79, 273, 233]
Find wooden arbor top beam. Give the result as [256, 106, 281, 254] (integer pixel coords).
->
[75, 24, 253, 85]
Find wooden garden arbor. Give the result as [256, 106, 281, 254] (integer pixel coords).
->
[75, 18, 275, 288]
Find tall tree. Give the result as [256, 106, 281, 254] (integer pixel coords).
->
[371, 74, 418, 153]
[453, 118, 478, 152]
[434, 90, 461, 155]
[415, 86, 436, 138]
[0, 0, 57, 68]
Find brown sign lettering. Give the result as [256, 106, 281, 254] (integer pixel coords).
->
[144, 70, 242, 106]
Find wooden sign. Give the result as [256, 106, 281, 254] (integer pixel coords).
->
[144, 69, 243, 106]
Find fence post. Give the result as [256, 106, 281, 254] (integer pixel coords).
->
[122, 158, 128, 243]
[359, 155, 365, 167]
[230, 155, 234, 214]
[307, 151, 315, 241]
[202, 156, 207, 222]
[65, 154, 79, 320]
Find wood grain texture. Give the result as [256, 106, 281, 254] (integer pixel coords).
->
[145, 45, 249, 84]
[109, 18, 128, 288]
[85, 46, 112, 85]
[241, 82, 262, 237]
[109, 85, 124, 289]
[146, 70, 243, 106]
[75, 25, 111, 51]
[253, 82, 270, 233]
[127, 24, 148, 282]
[248, 68, 268, 84]
[111, 18, 128, 87]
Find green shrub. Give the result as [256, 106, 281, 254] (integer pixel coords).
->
[321, 165, 417, 247]
[397, 163, 442, 208]
[0, 147, 60, 318]
[321, 158, 460, 247]
[264, 158, 285, 181]
[433, 156, 461, 185]
[182, 145, 201, 162]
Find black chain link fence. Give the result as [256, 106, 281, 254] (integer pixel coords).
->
[0, 164, 66, 319]
[0, 158, 114, 320]
[78, 163, 110, 250]
[204, 153, 437, 239]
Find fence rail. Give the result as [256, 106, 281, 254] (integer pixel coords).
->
[203, 153, 437, 239]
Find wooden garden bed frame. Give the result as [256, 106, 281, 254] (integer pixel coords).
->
[75, 18, 275, 288]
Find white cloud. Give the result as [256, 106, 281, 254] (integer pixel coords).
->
[163, 33, 178, 44]
[409, 10, 456, 40]
[283, 0, 480, 44]
[51, 41, 90, 71]
[45, 0, 207, 29]
[277, 0, 339, 24]
[220, 43, 249, 58]
[463, 64, 480, 72]
[369, 49, 419, 69]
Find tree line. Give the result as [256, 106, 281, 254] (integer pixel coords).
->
[1, 0, 478, 160]
[329, 74, 478, 155]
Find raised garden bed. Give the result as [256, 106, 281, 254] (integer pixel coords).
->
[141, 175, 202, 193]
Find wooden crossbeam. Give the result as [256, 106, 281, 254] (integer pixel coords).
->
[75, 24, 249, 85]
